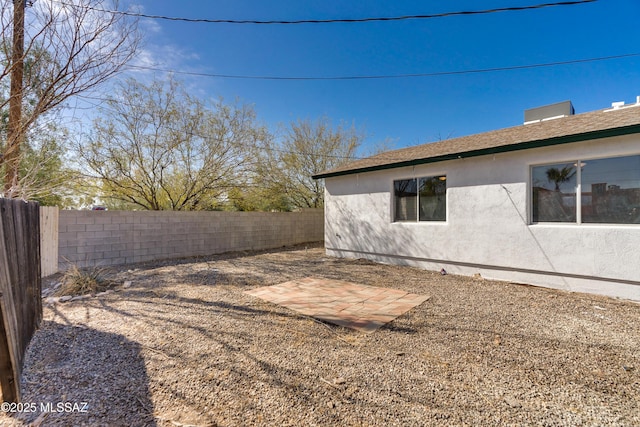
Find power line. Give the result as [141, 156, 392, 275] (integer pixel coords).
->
[125, 52, 640, 81]
[55, 0, 597, 25]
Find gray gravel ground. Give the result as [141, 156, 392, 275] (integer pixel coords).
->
[1, 243, 639, 426]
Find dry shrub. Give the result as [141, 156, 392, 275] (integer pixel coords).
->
[55, 265, 115, 296]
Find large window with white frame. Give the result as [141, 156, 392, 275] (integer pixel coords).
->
[531, 154, 640, 224]
[394, 176, 446, 222]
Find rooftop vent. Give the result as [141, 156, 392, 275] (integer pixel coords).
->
[606, 96, 640, 111]
[524, 100, 574, 125]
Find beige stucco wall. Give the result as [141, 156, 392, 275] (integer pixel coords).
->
[323, 133, 640, 301]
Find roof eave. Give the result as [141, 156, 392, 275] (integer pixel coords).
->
[312, 123, 640, 180]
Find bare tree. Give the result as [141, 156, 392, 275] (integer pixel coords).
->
[0, 0, 140, 198]
[254, 117, 363, 209]
[76, 77, 269, 210]
[15, 117, 77, 205]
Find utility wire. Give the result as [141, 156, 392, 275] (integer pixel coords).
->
[125, 52, 640, 81]
[55, 0, 597, 25]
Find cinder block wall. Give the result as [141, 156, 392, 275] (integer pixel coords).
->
[58, 209, 323, 269]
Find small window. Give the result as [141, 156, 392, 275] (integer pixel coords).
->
[419, 176, 447, 221]
[394, 176, 446, 222]
[581, 155, 640, 224]
[531, 155, 640, 224]
[394, 179, 417, 221]
[531, 163, 577, 222]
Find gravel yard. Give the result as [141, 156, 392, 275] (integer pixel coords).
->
[2, 243, 639, 426]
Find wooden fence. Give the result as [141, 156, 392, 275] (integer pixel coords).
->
[0, 199, 42, 402]
[39, 207, 58, 277]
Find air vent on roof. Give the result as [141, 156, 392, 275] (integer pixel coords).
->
[524, 100, 574, 125]
[605, 96, 640, 111]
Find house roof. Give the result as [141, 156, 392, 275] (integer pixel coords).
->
[312, 104, 640, 179]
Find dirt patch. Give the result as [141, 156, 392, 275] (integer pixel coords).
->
[2, 243, 639, 426]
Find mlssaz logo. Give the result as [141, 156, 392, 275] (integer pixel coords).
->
[40, 402, 89, 413]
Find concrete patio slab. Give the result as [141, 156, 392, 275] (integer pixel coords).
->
[245, 277, 430, 333]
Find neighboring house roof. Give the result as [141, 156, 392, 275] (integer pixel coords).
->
[313, 104, 640, 179]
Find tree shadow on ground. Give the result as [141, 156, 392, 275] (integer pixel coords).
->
[13, 321, 156, 427]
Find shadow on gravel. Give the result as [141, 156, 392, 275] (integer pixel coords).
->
[95, 288, 290, 319]
[14, 321, 156, 427]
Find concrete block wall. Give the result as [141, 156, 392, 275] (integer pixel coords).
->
[58, 209, 323, 269]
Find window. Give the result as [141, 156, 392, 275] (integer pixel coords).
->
[394, 176, 446, 222]
[531, 162, 577, 222]
[532, 154, 640, 224]
[581, 156, 640, 223]
[394, 179, 417, 221]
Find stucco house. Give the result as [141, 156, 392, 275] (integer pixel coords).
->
[313, 100, 640, 301]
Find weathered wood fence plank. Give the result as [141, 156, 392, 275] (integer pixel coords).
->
[0, 199, 42, 402]
[39, 207, 58, 277]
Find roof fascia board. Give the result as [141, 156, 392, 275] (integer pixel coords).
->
[312, 124, 640, 180]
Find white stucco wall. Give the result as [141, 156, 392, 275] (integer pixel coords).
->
[324, 133, 640, 301]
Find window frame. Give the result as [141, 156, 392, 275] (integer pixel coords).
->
[530, 153, 640, 225]
[392, 175, 447, 223]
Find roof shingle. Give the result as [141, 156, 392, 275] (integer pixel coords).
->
[313, 105, 640, 179]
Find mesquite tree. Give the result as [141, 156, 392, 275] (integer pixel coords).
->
[0, 0, 139, 198]
[77, 77, 270, 210]
[252, 117, 362, 209]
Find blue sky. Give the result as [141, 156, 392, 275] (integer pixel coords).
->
[124, 0, 640, 154]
